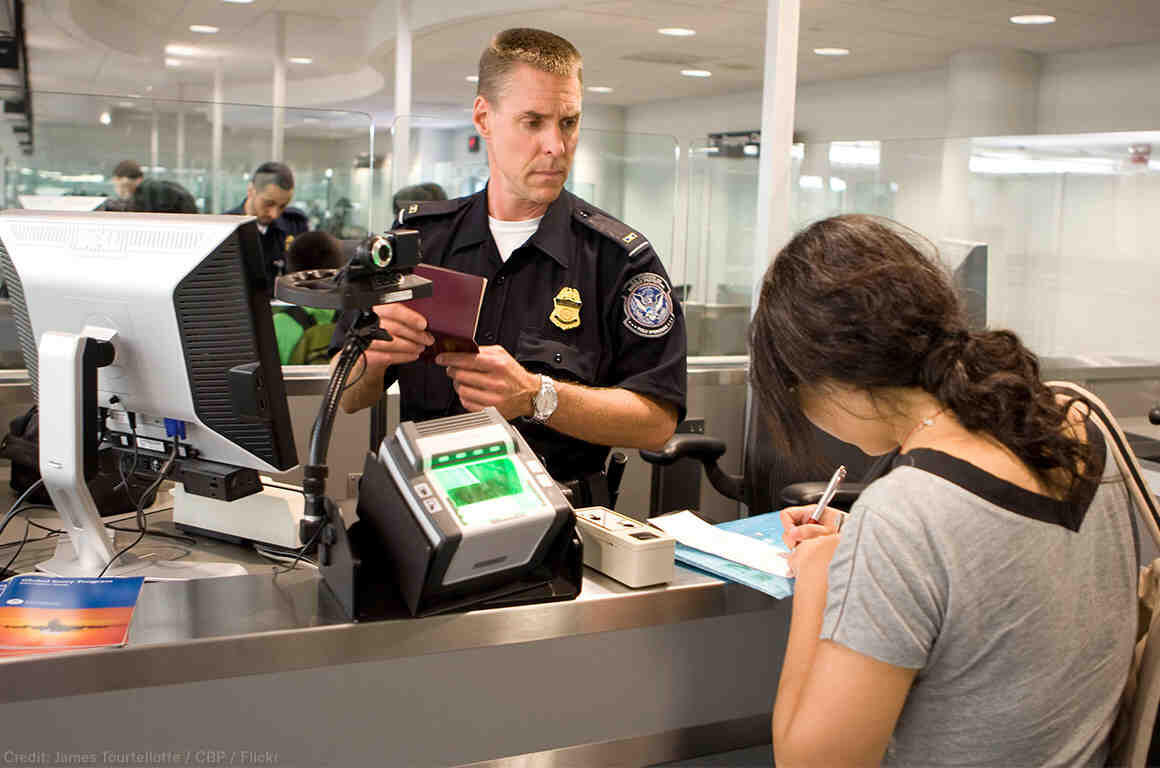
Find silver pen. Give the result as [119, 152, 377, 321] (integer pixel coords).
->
[808, 465, 847, 524]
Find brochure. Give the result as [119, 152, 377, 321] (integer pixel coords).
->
[0, 575, 145, 651]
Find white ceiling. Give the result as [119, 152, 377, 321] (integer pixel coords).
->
[19, 0, 1160, 125]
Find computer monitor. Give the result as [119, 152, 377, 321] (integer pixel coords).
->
[0, 210, 297, 578]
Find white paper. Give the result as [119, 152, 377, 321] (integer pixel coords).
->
[650, 510, 790, 577]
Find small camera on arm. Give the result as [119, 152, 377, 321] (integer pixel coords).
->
[274, 227, 431, 311]
[345, 228, 421, 284]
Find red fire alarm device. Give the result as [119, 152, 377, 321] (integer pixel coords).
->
[467, 135, 480, 153]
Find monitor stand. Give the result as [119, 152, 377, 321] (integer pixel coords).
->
[34, 329, 245, 581]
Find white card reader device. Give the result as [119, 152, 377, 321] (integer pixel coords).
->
[574, 506, 675, 588]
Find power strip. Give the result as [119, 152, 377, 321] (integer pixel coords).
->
[574, 506, 675, 588]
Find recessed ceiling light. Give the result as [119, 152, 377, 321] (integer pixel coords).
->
[165, 58, 182, 67]
[813, 47, 850, 56]
[222, 0, 253, 4]
[1010, 14, 1056, 24]
[587, 86, 613, 93]
[680, 69, 711, 78]
[99, 111, 111, 125]
[465, 75, 479, 83]
[165, 44, 198, 56]
[289, 57, 313, 64]
[658, 27, 696, 37]
[189, 25, 219, 34]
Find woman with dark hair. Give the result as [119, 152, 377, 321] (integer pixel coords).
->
[758, 215, 1136, 766]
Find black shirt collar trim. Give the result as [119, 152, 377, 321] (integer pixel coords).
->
[451, 186, 572, 268]
[890, 418, 1105, 532]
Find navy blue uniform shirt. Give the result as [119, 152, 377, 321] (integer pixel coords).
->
[226, 203, 309, 285]
[334, 187, 687, 483]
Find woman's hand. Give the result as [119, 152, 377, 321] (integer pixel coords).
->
[780, 504, 843, 550]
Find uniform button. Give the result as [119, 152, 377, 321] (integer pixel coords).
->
[495, 275, 506, 286]
[554, 352, 563, 363]
[483, 332, 496, 343]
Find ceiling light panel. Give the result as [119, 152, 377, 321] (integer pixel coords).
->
[587, 86, 613, 93]
[165, 44, 198, 56]
[658, 28, 696, 37]
[813, 48, 850, 56]
[189, 25, 219, 34]
[1010, 14, 1056, 24]
[289, 57, 313, 64]
[680, 69, 712, 78]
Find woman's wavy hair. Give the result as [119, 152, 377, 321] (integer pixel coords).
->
[749, 214, 1096, 499]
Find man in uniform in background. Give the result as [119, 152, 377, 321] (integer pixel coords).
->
[228, 161, 309, 283]
[335, 28, 686, 499]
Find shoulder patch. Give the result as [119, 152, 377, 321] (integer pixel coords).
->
[574, 208, 651, 257]
[396, 197, 467, 225]
[622, 272, 674, 338]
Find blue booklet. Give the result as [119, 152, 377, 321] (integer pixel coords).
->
[674, 512, 795, 599]
[0, 575, 145, 652]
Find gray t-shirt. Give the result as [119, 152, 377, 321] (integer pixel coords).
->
[821, 437, 1136, 767]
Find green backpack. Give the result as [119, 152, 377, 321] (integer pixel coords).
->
[274, 306, 337, 365]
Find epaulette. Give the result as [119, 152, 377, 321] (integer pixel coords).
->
[573, 207, 651, 257]
[396, 197, 467, 225]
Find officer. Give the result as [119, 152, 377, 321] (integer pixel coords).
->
[335, 28, 686, 494]
[227, 161, 309, 284]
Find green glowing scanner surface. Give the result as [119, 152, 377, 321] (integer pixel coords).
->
[430, 457, 544, 526]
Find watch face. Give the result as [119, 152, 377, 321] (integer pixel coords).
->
[535, 376, 557, 422]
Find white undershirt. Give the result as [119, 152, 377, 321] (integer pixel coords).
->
[488, 215, 542, 262]
[257, 222, 268, 235]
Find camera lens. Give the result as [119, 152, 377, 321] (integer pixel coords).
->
[369, 236, 393, 268]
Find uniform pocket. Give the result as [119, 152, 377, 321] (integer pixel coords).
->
[516, 331, 597, 385]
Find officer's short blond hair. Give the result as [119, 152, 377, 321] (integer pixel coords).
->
[477, 28, 583, 105]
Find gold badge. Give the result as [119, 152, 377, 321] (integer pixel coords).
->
[407, 203, 419, 214]
[622, 232, 639, 244]
[284, 234, 295, 250]
[550, 287, 582, 331]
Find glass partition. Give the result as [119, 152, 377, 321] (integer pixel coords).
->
[10, 92, 372, 228]
[0, 91, 374, 368]
[685, 130, 1160, 361]
[684, 139, 762, 355]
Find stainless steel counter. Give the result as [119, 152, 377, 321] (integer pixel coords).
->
[0, 553, 777, 704]
[0, 505, 787, 767]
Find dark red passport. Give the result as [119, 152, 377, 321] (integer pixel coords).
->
[405, 264, 487, 359]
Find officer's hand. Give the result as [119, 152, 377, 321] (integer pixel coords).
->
[362, 304, 435, 373]
[436, 345, 540, 421]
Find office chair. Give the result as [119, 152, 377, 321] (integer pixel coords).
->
[640, 400, 894, 518]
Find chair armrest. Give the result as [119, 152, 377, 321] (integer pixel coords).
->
[639, 434, 727, 467]
[780, 481, 868, 509]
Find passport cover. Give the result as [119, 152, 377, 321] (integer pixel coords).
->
[405, 264, 487, 359]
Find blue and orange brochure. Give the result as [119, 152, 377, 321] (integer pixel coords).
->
[0, 575, 144, 655]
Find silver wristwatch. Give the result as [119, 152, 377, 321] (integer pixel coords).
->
[531, 375, 558, 424]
